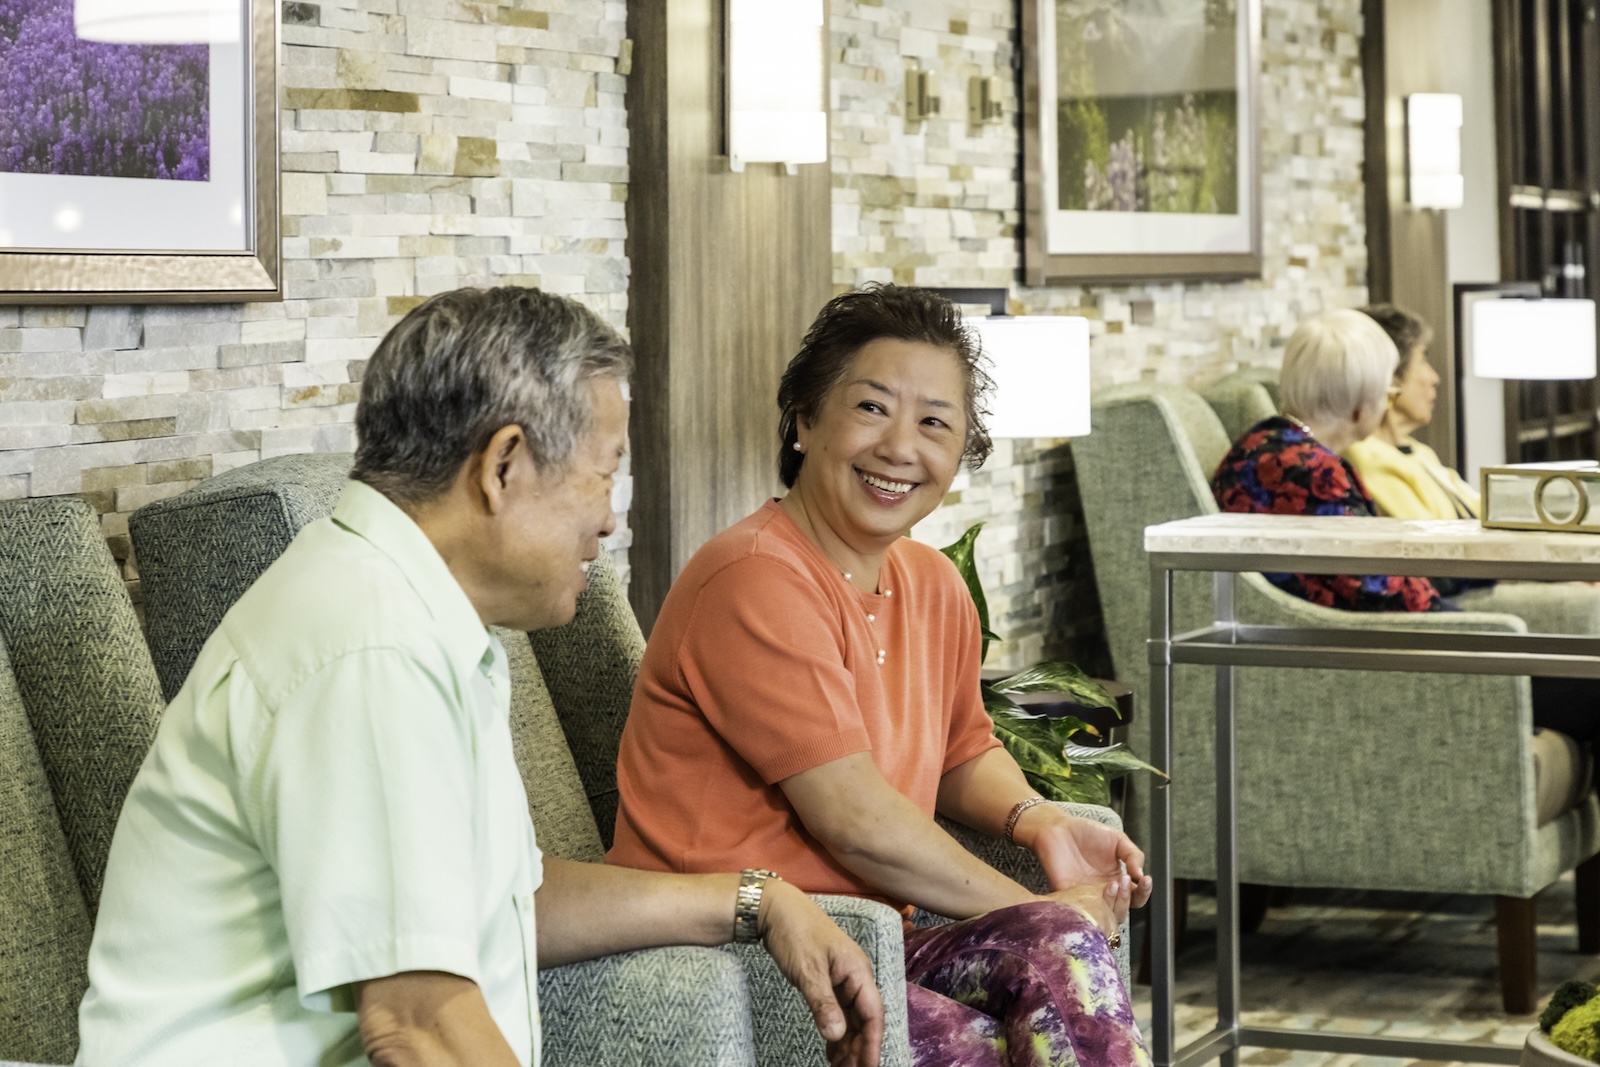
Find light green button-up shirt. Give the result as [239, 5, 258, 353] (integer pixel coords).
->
[78, 480, 543, 1067]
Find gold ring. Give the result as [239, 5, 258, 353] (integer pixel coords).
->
[1106, 931, 1122, 949]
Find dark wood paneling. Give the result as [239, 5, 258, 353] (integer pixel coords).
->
[626, 0, 833, 632]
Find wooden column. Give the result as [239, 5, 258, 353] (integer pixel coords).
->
[625, 0, 834, 631]
[1362, 0, 1458, 469]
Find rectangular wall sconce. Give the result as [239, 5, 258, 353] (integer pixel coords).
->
[1472, 297, 1597, 380]
[905, 67, 941, 126]
[966, 316, 1092, 439]
[1406, 93, 1464, 210]
[726, 0, 827, 173]
[967, 76, 1003, 125]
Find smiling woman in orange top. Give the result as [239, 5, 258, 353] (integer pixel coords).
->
[608, 284, 1153, 1067]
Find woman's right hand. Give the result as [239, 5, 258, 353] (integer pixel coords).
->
[1046, 874, 1132, 938]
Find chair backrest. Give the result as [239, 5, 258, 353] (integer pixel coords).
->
[131, 454, 349, 701]
[130, 456, 642, 860]
[1201, 368, 1280, 442]
[0, 498, 166, 1065]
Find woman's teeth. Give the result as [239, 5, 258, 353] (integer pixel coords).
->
[859, 470, 915, 494]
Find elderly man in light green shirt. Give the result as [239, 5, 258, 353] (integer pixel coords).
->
[76, 288, 883, 1067]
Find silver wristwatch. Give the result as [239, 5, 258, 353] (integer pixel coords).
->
[733, 868, 781, 943]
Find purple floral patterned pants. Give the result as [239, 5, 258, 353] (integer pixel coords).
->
[903, 901, 1150, 1067]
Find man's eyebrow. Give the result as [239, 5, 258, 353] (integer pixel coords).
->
[846, 378, 956, 409]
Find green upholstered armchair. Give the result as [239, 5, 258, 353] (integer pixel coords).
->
[1200, 368, 1280, 442]
[131, 454, 1133, 1066]
[1072, 381, 1600, 1014]
[0, 499, 165, 1065]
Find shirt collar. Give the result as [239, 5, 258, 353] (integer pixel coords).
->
[330, 479, 495, 677]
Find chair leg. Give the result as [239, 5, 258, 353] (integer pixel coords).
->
[1240, 882, 1271, 935]
[1495, 895, 1538, 1015]
[1578, 854, 1600, 954]
[1137, 878, 1188, 985]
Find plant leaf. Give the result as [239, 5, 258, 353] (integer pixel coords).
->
[989, 661, 1120, 713]
[940, 522, 994, 663]
[1060, 742, 1169, 782]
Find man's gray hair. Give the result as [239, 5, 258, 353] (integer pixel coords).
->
[352, 286, 632, 504]
[1279, 308, 1399, 427]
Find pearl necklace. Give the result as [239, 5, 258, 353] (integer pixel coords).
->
[1282, 413, 1316, 439]
[838, 569, 891, 667]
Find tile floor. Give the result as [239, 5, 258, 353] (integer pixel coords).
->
[1127, 873, 1598, 1066]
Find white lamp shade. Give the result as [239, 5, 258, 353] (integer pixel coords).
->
[1471, 298, 1598, 380]
[1407, 93, 1464, 210]
[74, 0, 239, 44]
[968, 316, 1092, 439]
[726, 0, 827, 169]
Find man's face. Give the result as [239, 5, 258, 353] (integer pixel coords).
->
[492, 377, 628, 632]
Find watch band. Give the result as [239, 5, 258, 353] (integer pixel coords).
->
[733, 868, 781, 943]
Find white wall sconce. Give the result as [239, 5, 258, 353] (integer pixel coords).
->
[726, 0, 828, 174]
[1406, 93, 1465, 210]
[75, 0, 239, 43]
[1471, 297, 1598, 380]
[905, 67, 941, 127]
[967, 316, 1092, 439]
[968, 76, 1003, 126]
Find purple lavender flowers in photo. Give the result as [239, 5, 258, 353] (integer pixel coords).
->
[0, 0, 210, 181]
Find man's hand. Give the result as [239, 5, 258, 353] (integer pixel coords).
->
[758, 880, 884, 1067]
[355, 971, 521, 1067]
[1015, 807, 1153, 911]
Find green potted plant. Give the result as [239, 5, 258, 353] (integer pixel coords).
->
[941, 522, 1165, 807]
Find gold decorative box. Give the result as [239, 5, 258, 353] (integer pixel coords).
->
[1480, 462, 1600, 532]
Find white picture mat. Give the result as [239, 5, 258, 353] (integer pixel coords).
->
[0, 13, 248, 253]
[1040, 0, 1254, 256]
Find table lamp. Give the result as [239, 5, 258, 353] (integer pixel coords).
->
[966, 315, 1092, 439]
[1470, 297, 1597, 381]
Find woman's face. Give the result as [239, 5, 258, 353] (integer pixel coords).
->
[794, 338, 968, 549]
[1391, 342, 1440, 428]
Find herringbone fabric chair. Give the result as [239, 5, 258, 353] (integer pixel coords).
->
[0, 498, 166, 1065]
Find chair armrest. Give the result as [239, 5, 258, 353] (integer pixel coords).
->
[1455, 581, 1600, 637]
[538, 947, 754, 1066]
[722, 895, 912, 1067]
[936, 804, 1133, 990]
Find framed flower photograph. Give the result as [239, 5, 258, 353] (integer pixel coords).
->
[0, 0, 279, 303]
[1022, 0, 1262, 285]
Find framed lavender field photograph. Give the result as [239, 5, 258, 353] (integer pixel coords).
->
[1022, 0, 1261, 285]
[0, 0, 279, 303]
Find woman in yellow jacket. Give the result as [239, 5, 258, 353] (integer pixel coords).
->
[1344, 304, 1480, 519]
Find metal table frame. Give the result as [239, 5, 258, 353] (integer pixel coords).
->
[1146, 547, 1600, 1067]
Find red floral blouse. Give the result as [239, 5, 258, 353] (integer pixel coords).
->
[1210, 417, 1443, 613]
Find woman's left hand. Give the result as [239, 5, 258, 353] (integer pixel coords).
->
[1017, 808, 1153, 909]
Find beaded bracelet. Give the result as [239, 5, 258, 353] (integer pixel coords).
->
[1003, 796, 1049, 845]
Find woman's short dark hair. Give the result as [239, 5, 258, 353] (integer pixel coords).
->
[776, 284, 994, 488]
[1359, 303, 1434, 376]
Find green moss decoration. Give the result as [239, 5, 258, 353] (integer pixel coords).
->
[1550, 996, 1600, 1061]
[1543, 979, 1600, 1034]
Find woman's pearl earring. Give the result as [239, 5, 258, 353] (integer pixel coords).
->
[793, 441, 804, 452]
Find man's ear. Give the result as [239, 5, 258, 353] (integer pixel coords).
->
[476, 424, 528, 515]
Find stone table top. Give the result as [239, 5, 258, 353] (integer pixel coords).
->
[1143, 513, 1600, 576]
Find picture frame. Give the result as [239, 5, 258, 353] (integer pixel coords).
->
[1022, 0, 1262, 286]
[0, 0, 280, 304]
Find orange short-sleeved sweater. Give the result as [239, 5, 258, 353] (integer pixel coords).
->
[607, 500, 1001, 897]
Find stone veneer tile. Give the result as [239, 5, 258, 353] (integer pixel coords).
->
[0, 0, 631, 591]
